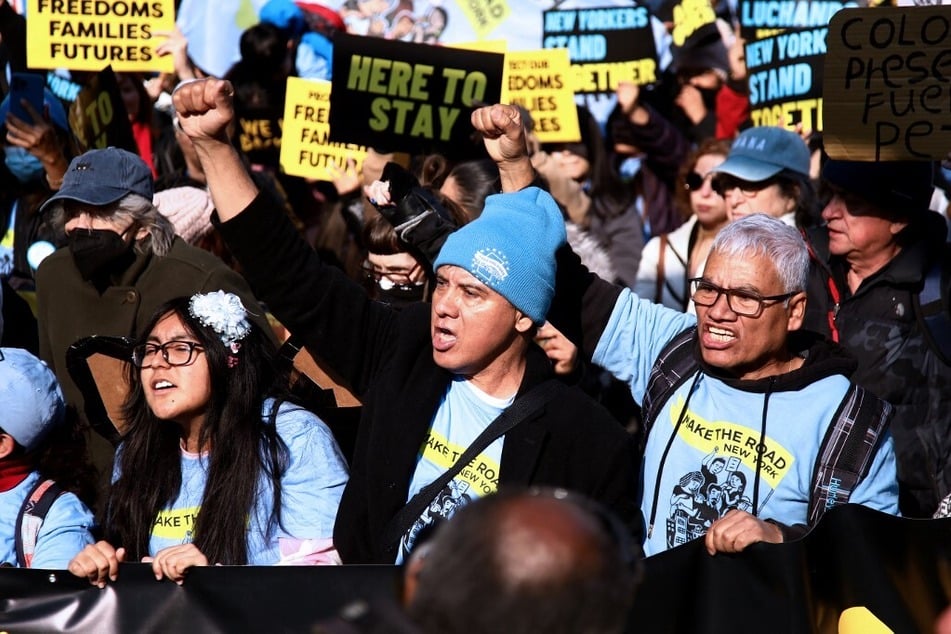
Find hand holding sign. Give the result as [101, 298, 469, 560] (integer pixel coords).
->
[172, 78, 235, 145]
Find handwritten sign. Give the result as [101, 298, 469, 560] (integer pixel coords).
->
[330, 34, 503, 156]
[27, 0, 175, 72]
[823, 6, 951, 160]
[280, 77, 368, 180]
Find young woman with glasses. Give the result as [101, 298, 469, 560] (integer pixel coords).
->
[68, 291, 349, 586]
[634, 138, 732, 312]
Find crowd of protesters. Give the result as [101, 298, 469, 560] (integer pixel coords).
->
[2, 0, 951, 631]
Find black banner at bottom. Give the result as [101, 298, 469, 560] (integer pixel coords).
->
[2, 505, 950, 633]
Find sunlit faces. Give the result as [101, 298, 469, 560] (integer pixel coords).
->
[690, 153, 728, 230]
[695, 250, 805, 380]
[820, 190, 907, 262]
[140, 312, 212, 433]
[714, 175, 797, 222]
[430, 265, 534, 378]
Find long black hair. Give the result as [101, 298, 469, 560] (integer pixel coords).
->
[104, 296, 289, 564]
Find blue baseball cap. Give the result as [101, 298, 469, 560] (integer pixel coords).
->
[40, 147, 153, 213]
[0, 348, 65, 452]
[713, 127, 811, 182]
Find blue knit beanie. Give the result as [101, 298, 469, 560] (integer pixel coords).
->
[433, 187, 566, 324]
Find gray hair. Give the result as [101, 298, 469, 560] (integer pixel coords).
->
[50, 193, 176, 256]
[710, 214, 808, 293]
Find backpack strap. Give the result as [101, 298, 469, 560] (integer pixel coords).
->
[654, 233, 668, 304]
[15, 479, 65, 568]
[641, 327, 700, 442]
[807, 384, 892, 525]
[915, 254, 951, 366]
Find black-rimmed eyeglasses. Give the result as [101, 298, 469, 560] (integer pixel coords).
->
[688, 278, 799, 318]
[132, 341, 205, 368]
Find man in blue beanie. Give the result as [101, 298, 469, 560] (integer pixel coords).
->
[802, 159, 951, 518]
[171, 78, 639, 564]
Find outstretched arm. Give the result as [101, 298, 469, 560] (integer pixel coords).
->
[172, 78, 258, 222]
[470, 104, 534, 192]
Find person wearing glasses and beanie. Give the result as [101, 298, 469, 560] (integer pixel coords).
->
[68, 291, 348, 586]
[420, 108, 898, 556]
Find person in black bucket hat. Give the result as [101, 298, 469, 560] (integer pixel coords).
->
[802, 158, 951, 519]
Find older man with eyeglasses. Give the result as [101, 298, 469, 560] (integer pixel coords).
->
[552, 211, 900, 556]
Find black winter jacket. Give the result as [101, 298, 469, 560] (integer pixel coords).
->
[215, 193, 640, 563]
[803, 213, 951, 517]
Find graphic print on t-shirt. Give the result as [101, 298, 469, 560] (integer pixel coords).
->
[663, 395, 795, 550]
[153, 505, 200, 544]
[398, 428, 501, 561]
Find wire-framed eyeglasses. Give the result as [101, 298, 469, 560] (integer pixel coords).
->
[688, 278, 799, 318]
[132, 341, 205, 368]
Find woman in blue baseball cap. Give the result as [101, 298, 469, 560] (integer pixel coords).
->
[709, 126, 818, 229]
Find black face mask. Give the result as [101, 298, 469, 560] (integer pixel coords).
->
[375, 281, 426, 310]
[67, 228, 135, 281]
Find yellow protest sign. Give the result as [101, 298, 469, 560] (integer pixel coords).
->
[457, 0, 511, 40]
[502, 49, 580, 143]
[280, 77, 368, 181]
[823, 5, 951, 160]
[27, 0, 175, 72]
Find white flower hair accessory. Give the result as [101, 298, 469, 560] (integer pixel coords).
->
[188, 291, 251, 353]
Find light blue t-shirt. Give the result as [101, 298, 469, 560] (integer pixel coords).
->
[0, 471, 95, 568]
[397, 377, 514, 563]
[115, 399, 349, 564]
[593, 288, 899, 556]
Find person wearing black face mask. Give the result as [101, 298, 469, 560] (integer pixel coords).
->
[33, 147, 273, 509]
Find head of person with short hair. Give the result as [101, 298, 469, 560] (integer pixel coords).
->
[405, 488, 641, 634]
[819, 159, 935, 281]
[689, 214, 809, 380]
[41, 147, 175, 284]
[710, 127, 816, 228]
[430, 187, 566, 394]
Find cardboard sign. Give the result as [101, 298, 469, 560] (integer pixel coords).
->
[67, 66, 136, 152]
[823, 5, 951, 160]
[745, 26, 826, 129]
[280, 77, 368, 181]
[26, 0, 175, 72]
[501, 48, 581, 143]
[329, 33, 504, 156]
[541, 6, 657, 94]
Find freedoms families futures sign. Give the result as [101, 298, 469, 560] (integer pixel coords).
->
[26, 0, 175, 72]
